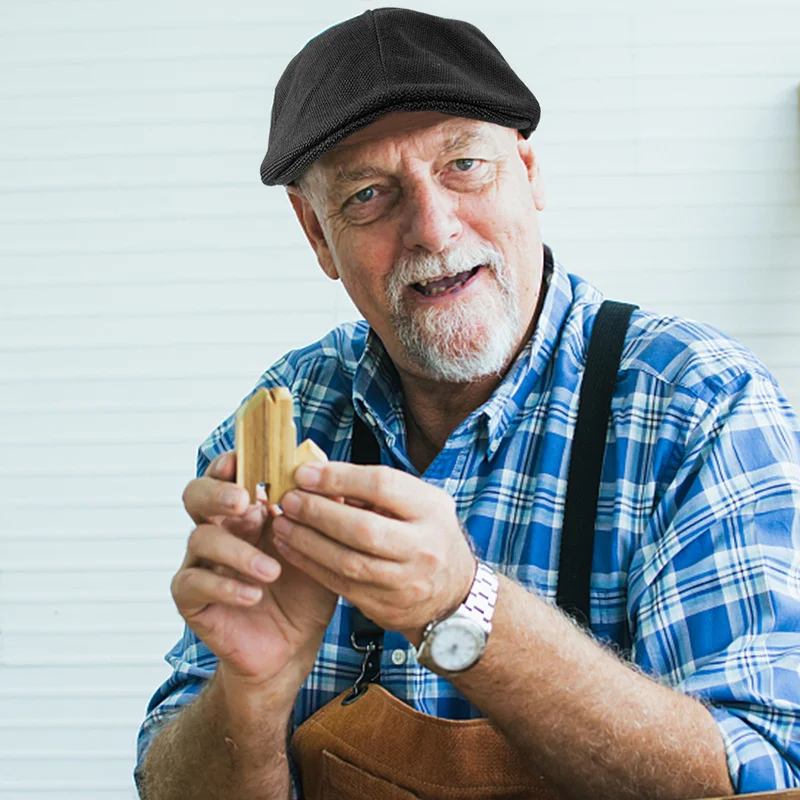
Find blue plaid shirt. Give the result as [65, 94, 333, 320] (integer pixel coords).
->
[136, 255, 800, 794]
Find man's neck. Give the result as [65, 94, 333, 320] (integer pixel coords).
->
[400, 372, 502, 473]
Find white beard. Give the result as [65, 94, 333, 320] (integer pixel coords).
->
[385, 241, 521, 383]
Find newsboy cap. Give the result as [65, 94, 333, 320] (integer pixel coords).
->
[260, 8, 541, 186]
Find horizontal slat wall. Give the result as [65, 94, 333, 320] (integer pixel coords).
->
[1, 1, 799, 796]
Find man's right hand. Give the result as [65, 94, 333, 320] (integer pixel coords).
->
[171, 450, 339, 698]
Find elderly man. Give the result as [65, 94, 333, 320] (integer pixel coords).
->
[135, 9, 800, 800]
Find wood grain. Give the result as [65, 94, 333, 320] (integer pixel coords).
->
[235, 387, 328, 504]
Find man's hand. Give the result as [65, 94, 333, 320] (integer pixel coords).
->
[270, 462, 476, 644]
[171, 451, 338, 695]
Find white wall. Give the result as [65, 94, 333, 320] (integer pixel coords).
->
[1, 0, 798, 796]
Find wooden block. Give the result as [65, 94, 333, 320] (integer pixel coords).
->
[234, 389, 267, 506]
[294, 437, 328, 467]
[274, 387, 297, 507]
[235, 387, 328, 504]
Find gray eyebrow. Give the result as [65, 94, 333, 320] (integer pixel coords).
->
[329, 128, 492, 194]
[440, 129, 487, 154]
[332, 164, 389, 188]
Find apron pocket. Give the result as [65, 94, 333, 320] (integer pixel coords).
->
[322, 749, 420, 799]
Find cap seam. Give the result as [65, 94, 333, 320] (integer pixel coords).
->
[369, 10, 389, 89]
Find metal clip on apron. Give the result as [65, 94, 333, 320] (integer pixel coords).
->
[291, 301, 638, 799]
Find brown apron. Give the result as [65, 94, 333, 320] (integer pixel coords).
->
[291, 685, 800, 800]
[291, 683, 563, 800]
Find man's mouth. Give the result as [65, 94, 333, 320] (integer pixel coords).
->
[411, 266, 482, 297]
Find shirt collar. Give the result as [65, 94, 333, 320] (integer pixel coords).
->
[352, 328, 406, 448]
[351, 245, 575, 458]
[479, 246, 574, 456]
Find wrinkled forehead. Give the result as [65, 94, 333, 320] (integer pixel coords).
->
[330, 111, 494, 150]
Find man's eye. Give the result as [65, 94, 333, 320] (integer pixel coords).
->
[353, 186, 376, 203]
[454, 158, 477, 171]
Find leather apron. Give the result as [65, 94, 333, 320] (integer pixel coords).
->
[291, 683, 563, 800]
[290, 300, 638, 799]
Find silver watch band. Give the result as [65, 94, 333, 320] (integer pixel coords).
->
[460, 561, 498, 632]
[416, 561, 499, 675]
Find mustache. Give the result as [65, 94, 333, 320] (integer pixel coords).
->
[386, 242, 506, 303]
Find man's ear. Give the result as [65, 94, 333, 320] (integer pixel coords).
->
[286, 186, 339, 280]
[517, 136, 546, 212]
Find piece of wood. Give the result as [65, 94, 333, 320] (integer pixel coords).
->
[235, 387, 328, 504]
[273, 387, 297, 506]
[294, 437, 329, 468]
[234, 389, 268, 506]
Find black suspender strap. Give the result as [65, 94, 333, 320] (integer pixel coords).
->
[351, 411, 381, 467]
[344, 412, 385, 702]
[556, 300, 637, 628]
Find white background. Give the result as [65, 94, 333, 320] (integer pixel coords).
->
[1, 0, 799, 796]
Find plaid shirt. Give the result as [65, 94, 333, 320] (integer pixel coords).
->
[136, 253, 800, 795]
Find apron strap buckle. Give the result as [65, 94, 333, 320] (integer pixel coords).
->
[343, 634, 382, 705]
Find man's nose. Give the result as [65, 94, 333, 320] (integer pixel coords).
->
[400, 180, 462, 253]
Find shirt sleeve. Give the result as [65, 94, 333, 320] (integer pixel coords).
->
[628, 369, 800, 793]
[135, 622, 301, 800]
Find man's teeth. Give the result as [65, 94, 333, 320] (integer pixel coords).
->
[413, 267, 479, 296]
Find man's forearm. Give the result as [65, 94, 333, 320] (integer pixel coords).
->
[453, 575, 735, 800]
[140, 668, 295, 800]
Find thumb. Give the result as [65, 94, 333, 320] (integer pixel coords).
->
[208, 451, 237, 482]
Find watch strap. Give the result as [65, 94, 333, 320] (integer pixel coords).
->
[459, 561, 498, 633]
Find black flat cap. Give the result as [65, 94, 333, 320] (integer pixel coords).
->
[261, 8, 540, 186]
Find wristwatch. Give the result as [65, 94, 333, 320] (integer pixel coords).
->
[416, 561, 498, 676]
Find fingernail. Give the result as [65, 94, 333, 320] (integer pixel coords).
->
[273, 515, 291, 536]
[295, 463, 321, 488]
[214, 452, 229, 472]
[238, 585, 262, 602]
[222, 486, 243, 508]
[252, 554, 278, 580]
[281, 491, 301, 514]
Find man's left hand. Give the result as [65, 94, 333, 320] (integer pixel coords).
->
[271, 461, 477, 644]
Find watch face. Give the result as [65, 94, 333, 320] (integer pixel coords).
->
[429, 618, 485, 672]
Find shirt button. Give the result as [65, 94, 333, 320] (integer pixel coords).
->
[390, 648, 407, 666]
